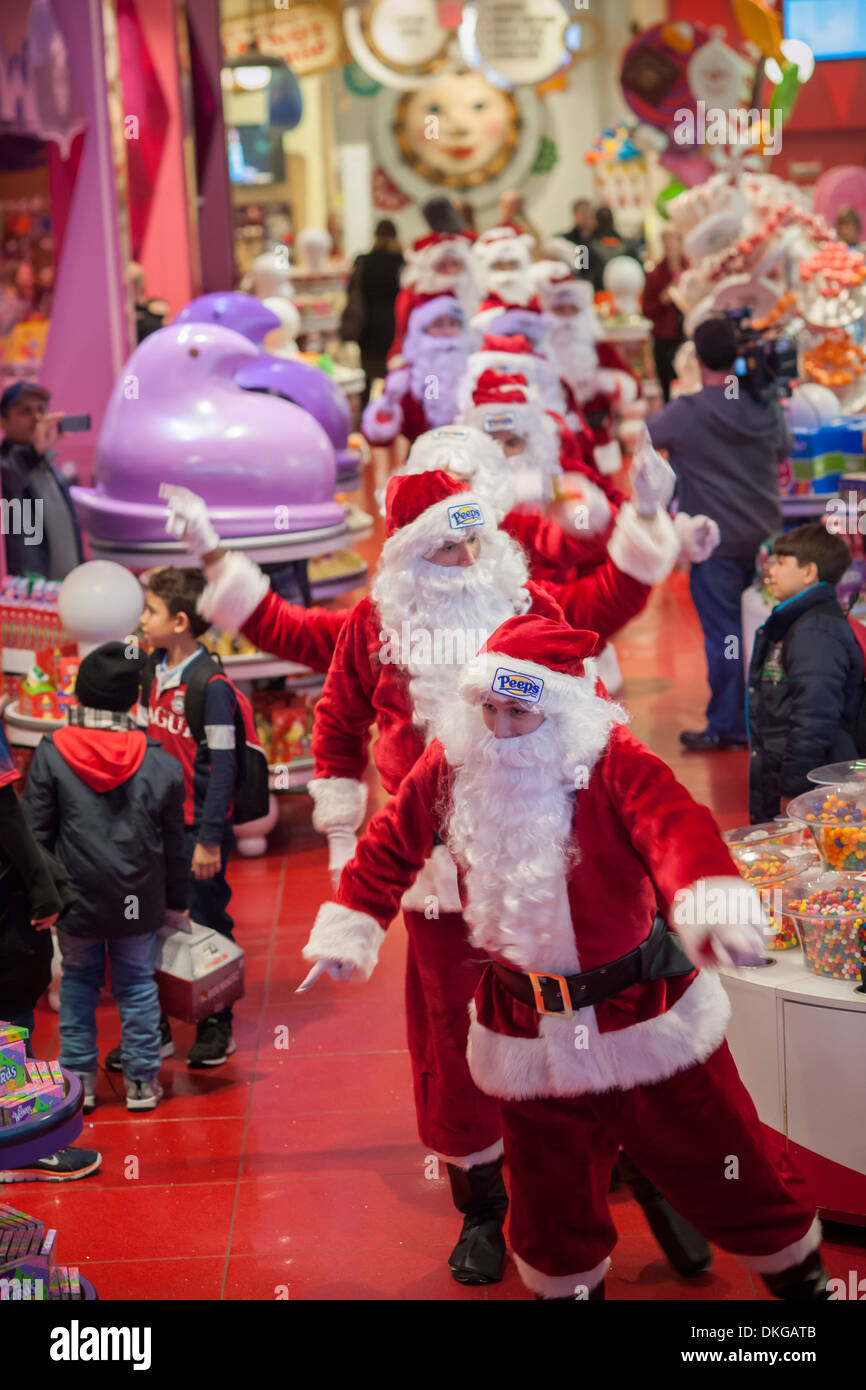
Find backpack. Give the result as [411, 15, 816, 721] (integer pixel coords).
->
[142, 652, 270, 826]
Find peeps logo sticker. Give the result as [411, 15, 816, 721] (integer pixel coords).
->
[448, 503, 484, 530]
[482, 412, 517, 434]
[432, 427, 469, 441]
[492, 667, 544, 703]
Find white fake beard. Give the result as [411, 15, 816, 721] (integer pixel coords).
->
[546, 320, 600, 403]
[446, 718, 578, 970]
[407, 337, 472, 428]
[486, 268, 532, 306]
[412, 266, 478, 318]
[374, 537, 530, 743]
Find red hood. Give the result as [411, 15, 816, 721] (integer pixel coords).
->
[53, 726, 147, 791]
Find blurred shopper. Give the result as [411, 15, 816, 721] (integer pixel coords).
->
[498, 189, 543, 250]
[835, 205, 863, 249]
[648, 317, 791, 751]
[340, 220, 405, 409]
[557, 199, 605, 291]
[642, 230, 688, 402]
[0, 380, 83, 580]
[453, 200, 478, 236]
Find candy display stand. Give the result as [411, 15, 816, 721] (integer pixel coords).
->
[0, 1069, 98, 1300]
[3, 701, 63, 750]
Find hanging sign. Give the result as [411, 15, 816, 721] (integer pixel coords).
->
[362, 0, 450, 73]
[469, 0, 570, 88]
[221, 2, 343, 78]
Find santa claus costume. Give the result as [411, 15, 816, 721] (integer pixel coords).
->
[531, 262, 642, 474]
[361, 294, 478, 447]
[302, 470, 681, 1283]
[389, 232, 480, 368]
[304, 614, 826, 1301]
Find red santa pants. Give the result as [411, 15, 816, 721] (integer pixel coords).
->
[403, 909, 503, 1165]
[501, 1041, 817, 1295]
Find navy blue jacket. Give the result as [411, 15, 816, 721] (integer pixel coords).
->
[747, 582, 864, 822]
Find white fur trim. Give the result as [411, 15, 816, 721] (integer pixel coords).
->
[606, 502, 680, 587]
[382, 488, 490, 568]
[458, 647, 601, 715]
[514, 1253, 610, 1298]
[199, 549, 270, 635]
[308, 777, 368, 835]
[362, 397, 402, 444]
[740, 1217, 822, 1273]
[593, 439, 622, 475]
[302, 902, 385, 981]
[401, 843, 463, 913]
[466, 968, 731, 1102]
[435, 1138, 504, 1170]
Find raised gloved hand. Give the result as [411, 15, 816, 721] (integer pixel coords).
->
[685, 919, 767, 971]
[160, 482, 221, 559]
[673, 512, 721, 564]
[327, 829, 357, 894]
[296, 958, 356, 992]
[630, 429, 676, 517]
[673, 879, 767, 971]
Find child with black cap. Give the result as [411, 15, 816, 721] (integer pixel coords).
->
[22, 642, 189, 1112]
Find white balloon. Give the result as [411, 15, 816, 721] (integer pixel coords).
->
[58, 561, 144, 646]
[786, 384, 841, 429]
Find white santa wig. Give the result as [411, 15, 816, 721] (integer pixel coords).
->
[401, 295, 479, 428]
[376, 427, 509, 520]
[459, 392, 562, 502]
[402, 237, 482, 318]
[457, 348, 567, 419]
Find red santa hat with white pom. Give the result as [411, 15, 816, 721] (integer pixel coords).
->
[379, 468, 490, 570]
[458, 612, 603, 715]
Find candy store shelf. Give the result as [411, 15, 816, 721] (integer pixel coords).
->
[86, 517, 354, 570]
[3, 701, 63, 748]
[781, 492, 839, 518]
[0, 1069, 83, 1168]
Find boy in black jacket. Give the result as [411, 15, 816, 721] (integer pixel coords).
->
[747, 524, 863, 823]
[23, 643, 188, 1113]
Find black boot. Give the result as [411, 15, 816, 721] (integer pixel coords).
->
[762, 1249, 830, 1300]
[616, 1150, 713, 1279]
[446, 1157, 509, 1285]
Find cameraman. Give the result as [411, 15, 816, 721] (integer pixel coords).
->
[647, 316, 791, 752]
[0, 380, 83, 580]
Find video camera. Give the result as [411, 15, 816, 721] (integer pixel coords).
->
[724, 308, 798, 404]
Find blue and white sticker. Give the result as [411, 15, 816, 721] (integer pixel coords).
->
[432, 427, 469, 441]
[482, 411, 517, 434]
[448, 502, 484, 530]
[491, 666, 544, 703]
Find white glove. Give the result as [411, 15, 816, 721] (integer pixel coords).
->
[569, 478, 612, 535]
[296, 958, 356, 992]
[674, 512, 721, 564]
[686, 920, 767, 972]
[327, 829, 357, 894]
[160, 482, 221, 558]
[630, 428, 676, 517]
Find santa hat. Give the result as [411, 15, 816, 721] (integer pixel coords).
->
[405, 293, 465, 335]
[530, 263, 594, 314]
[473, 226, 534, 266]
[459, 613, 600, 714]
[404, 425, 501, 481]
[471, 295, 544, 338]
[380, 469, 489, 569]
[457, 343, 549, 415]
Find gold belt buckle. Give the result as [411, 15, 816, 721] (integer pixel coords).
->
[528, 971, 573, 1019]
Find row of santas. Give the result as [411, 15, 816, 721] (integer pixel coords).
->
[160, 442, 721, 1291]
[368, 225, 638, 478]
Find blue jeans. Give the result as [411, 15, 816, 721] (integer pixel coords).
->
[688, 553, 755, 739]
[185, 822, 235, 1023]
[57, 931, 160, 1081]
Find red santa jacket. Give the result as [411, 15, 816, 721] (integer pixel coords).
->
[580, 342, 640, 445]
[329, 728, 739, 1098]
[238, 588, 348, 669]
[503, 509, 613, 582]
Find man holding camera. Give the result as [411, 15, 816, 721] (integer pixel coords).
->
[647, 318, 791, 752]
[0, 381, 83, 580]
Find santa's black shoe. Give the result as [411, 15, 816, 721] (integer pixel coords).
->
[446, 1157, 509, 1285]
[761, 1249, 830, 1300]
[616, 1150, 712, 1278]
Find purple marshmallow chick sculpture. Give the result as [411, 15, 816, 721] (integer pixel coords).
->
[178, 292, 362, 481]
[72, 321, 345, 544]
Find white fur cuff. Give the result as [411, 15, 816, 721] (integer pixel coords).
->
[302, 902, 386, 981]
[362, 399, 401, 444]
[308, 777, 368, 835]
[607, 502, 680, 586]
[739, 1217, 822, 1273]
[199, 549, 270, 634]
[513, 1253, 610, 1298]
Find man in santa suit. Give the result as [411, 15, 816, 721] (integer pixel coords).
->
[300, 469, 683, 1284]
[471, 226, 539, 328]
[361, 294, 477, 447]
[460, 330, 586, 437]
[389, 232, 480, 369]
[301, 614, 827, 1301]
[531, 262, 643, 474]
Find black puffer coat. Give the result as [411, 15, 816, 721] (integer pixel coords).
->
[747, 582, 864, 823]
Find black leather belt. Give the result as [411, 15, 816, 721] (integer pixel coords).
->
[490, 915, 693, 1019]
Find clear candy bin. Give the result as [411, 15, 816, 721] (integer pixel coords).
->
[781, 868, 866, 981]
[723, 825, 818, 950]
[787, 784, 866, 872]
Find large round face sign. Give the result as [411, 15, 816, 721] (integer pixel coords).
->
[620, 21, 711, 133]
[393, 69, 521, 188]
[472, 0, 569, 87]
[364, 0, 449, 72]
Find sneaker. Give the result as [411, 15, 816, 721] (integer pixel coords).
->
[187, 1017, 236, 1069]
[124, 1077, 164, 1112]
[680, 729, 749, 751]
[68, 1069, 97, 1113]
[0, 1146, 102, 1183]
[105, 1014, 174, 1073]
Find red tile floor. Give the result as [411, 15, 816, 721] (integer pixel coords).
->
[5, 458, 865, 1299]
